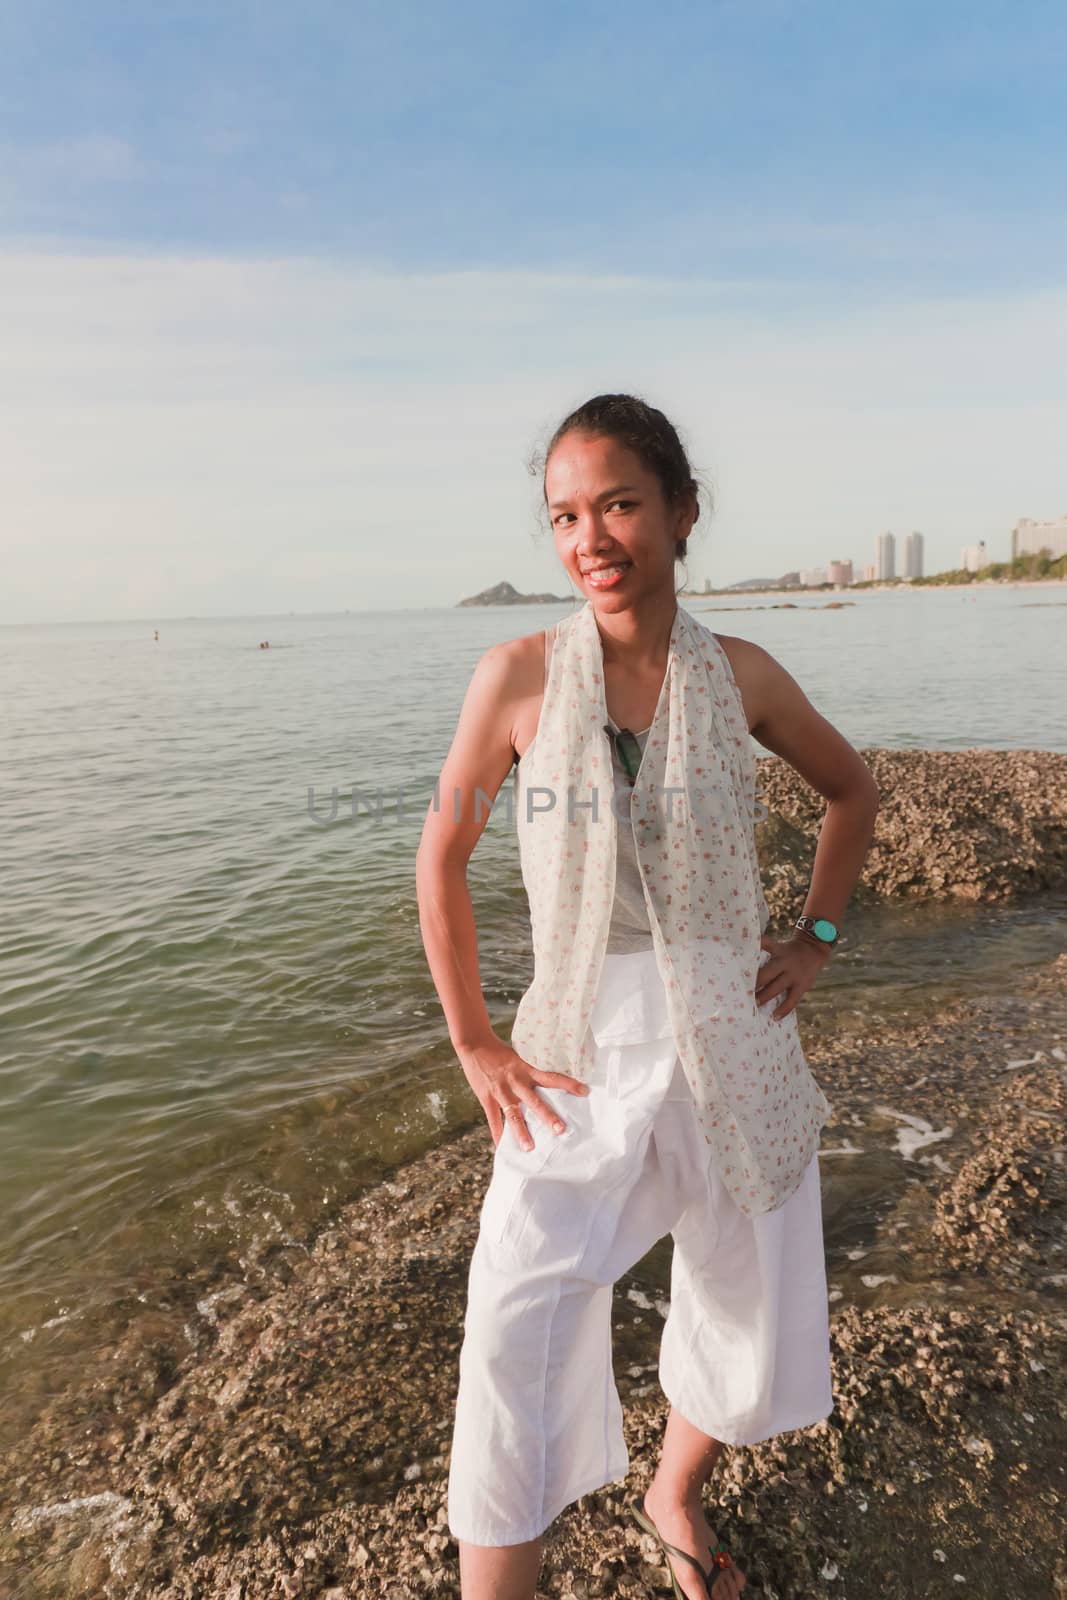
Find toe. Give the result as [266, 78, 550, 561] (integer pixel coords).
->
[713, 1565, 743, 1600]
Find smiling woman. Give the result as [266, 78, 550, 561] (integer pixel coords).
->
[416, 390, 880, 1600]
[540, 391, 705, 590]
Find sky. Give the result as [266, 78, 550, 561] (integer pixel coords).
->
[1, 0, 1065, 622]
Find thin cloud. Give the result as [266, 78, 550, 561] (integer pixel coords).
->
[1, 249, 1064, 622]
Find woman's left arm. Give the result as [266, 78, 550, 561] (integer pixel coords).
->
[723, 636, 882, 1019]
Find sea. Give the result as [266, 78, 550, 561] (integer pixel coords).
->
[2, 584, 1065, 1446]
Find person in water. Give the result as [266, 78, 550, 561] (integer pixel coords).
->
[416, 393, 880, 1600]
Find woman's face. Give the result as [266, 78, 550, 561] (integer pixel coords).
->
[544, 431, 694, 605]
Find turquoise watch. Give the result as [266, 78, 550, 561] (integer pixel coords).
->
[794, 914, 838, 948]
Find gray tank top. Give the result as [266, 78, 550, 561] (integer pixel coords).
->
[517, 624, 654, 954]
[603, 715, 654, 953]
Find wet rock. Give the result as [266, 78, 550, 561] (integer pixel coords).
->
[756, 748, 1067, 913]
[931, 1132, 1050, 1272]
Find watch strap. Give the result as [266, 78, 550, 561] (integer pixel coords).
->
[794, 914, 839, 947]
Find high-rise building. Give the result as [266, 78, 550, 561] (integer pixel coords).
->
[903, 531, 924, 579]
[863, 564, 876, 582]
[961, 541, 988, 573]
[1012, 515, 1067, 561]
[876, 531, 896, 580]
[827, 560, 853, 586]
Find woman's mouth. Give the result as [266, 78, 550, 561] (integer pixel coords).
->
[583, 562, 632, 589]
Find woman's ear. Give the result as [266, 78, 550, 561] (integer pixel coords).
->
[675, 487, 699, 536]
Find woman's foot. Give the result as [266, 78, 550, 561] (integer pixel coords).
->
[641, 1484, 747, 1600]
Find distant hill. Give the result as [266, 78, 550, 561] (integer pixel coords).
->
[457, 580, 569, 607]
[722, 578, 788, 591]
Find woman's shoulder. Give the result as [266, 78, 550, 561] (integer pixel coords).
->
[486, 627, 549, 687]
[473, 629, 550, 763]
[704, 631, 768, 736]
[476, 624, 556, 726]
[703, 627, 755, 672]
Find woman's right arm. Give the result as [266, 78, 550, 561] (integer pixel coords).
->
[415, 637, 589, 1149]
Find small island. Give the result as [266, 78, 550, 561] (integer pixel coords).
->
[457, 580, 569, 607]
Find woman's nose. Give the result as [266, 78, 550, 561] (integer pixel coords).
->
[575, 513, 611, 552]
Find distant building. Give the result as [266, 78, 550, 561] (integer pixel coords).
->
[827, 559, 853, 586]
[903, 531, 924, 579]
[799, 567, 827, 587]
[876, 531, 896, 580]
[961, 541, 988, 573]
[704, 578, 711, 593]
[863, 563, 876, 582]
[1012, 514, 1067, 561]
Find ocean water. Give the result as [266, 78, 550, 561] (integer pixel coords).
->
[1, 585, 1065, 1440]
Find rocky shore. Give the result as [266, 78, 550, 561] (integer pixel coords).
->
[755, 747, 1067, 916]
[2, 750, 1065, 1600]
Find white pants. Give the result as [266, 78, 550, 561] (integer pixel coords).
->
[447, 948, 834, 1547]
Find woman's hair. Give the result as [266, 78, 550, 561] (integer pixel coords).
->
[532, 392, 708, 563]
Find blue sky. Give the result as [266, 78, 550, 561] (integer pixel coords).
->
[2, 1, 1066, 620]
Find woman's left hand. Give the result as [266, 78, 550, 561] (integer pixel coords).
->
[754, 932, 831, 1021]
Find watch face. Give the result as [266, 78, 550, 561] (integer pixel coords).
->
[813, 919, 837, 941]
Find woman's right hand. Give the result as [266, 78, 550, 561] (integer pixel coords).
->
[456, 1034, 590, 1152]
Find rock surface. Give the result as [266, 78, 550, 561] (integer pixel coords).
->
[756, 747, 1067, 914]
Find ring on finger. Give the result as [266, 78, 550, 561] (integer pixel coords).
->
[502, 1104, 530, 1141]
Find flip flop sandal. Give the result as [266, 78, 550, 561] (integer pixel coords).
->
[630, 1490, 737, 1597]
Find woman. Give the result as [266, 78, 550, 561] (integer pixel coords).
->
[416, 394, 880, 1600]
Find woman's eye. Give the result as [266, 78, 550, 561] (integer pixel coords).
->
[552, 504, 631, 525]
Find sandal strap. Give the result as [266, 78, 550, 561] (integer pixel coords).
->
[631, 1494, 720, 1588]
[658, 1532, 713, 1581]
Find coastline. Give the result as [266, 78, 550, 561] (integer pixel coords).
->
[683, 575, 1067, 601]
[2, 748, 1065, 1599]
